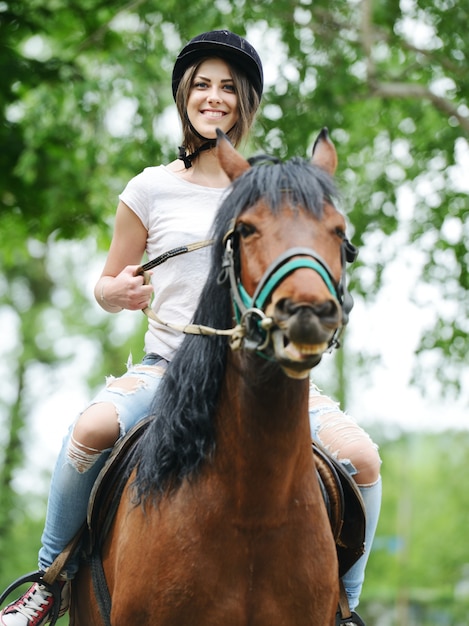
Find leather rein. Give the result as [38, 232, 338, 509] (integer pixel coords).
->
[135, 238, 251, 348]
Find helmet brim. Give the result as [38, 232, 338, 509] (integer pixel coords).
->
[172, 31, 263, 101]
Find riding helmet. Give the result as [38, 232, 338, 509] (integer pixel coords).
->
[172, 30, 264, 101]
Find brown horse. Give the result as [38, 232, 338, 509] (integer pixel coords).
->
[70, 129, 357, 625]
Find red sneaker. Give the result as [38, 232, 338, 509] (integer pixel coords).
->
[0, 578, 69, 626]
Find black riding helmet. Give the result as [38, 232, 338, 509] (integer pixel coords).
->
[172, 30, 264, 101]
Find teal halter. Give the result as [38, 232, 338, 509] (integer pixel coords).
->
[238, 255, 339, 311]
[219, 233, 350, 354]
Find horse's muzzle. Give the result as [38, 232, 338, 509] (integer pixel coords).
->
[270, 299, 342, 378]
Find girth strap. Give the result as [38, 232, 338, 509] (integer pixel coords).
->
[90, 551, 112, 626]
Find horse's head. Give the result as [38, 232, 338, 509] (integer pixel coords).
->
[216, 128, 357, 379]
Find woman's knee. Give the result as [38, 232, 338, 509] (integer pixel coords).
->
[345, 438, 381, 486]
[73, 402, 120, 451]
[312, 404, 381, 486]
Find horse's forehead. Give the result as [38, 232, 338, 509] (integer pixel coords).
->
[239, 197, 344, 230]
[323, 200, 346, 227]
[237, 199, 345, 277]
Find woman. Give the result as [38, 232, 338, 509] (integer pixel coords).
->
[0, 30, 380, 626]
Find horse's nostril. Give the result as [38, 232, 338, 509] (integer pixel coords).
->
[312, 300, 340, 320]
[276, 298, 339, 322]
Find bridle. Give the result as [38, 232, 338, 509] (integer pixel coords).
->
[137, 224, 357, 357]
[216, 221, 357, 354]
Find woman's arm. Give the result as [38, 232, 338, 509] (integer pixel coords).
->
[94, 200, 154, 313]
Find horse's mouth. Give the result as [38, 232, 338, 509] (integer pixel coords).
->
[271, 329, 328, 379]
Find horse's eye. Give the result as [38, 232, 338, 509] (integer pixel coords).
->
[236, 222, 256, 239]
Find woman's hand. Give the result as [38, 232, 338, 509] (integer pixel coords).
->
[97, 266, 154, 313]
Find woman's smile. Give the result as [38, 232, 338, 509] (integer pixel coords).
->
[201, 110, 226, 118]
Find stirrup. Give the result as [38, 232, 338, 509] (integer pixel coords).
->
[336, 610, 366, 625]
[0, 570, 62, 626]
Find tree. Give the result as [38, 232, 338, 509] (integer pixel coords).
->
[1, 0, 468, 605]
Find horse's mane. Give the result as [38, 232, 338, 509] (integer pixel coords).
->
[133, 156, 338, 504]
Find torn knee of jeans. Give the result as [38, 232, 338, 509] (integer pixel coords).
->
[105, 375, 147, 395]
[315, 413, 381, 482]
[66, 435, 103, 474]
[105, 365, 162, 395]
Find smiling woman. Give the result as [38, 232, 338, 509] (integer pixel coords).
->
[175, 57, 240, 171]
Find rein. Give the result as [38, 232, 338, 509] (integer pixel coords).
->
[136, 240, 254, 349]
[139, 239, 213, 272]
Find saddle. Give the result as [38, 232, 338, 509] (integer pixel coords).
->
[86, 418, 366, 578]
[313, 441, 366, 577]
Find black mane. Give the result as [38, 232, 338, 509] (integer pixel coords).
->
[133, 157, 338, 504]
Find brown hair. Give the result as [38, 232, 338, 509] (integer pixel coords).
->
[175, 57, 260, 154]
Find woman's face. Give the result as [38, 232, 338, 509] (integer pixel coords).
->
[186, 58, 239, 140]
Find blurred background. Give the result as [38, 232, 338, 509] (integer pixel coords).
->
[1, 1, 468, 624]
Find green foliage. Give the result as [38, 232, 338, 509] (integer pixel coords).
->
[1, 0, 468, 619]
[360, 430, 469, 624]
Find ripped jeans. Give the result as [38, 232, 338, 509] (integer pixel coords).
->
[38, 354, 167, 578]
[39, 356, 381, 611]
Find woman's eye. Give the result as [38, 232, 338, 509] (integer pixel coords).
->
[223, 84, 235, 92]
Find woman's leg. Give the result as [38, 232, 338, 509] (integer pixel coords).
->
[340, 478, 382, 609]
[38, 355, 167, 578]
[0, 357, 167, 625]
[309, 385, 382, 611]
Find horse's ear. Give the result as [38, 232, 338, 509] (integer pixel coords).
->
[216, 128, 251, 181]
[311, 128, 338, 176]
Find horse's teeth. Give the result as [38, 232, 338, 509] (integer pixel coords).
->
[293, 342, 328, 356]
[272, 331, 328, 362]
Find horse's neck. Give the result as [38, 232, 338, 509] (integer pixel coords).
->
[213, 352, 317, 514]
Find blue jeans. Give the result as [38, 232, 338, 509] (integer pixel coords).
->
[341, 477, 382, 610]
[39, 357, 381, 611]
[39, 354, 166, 577]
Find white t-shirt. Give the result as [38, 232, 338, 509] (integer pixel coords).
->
[119, 165, 227, 360]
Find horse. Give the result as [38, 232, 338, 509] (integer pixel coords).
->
[70, 128, 357, 626]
